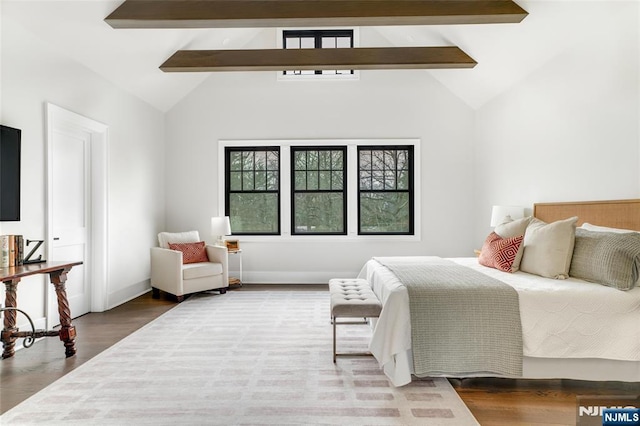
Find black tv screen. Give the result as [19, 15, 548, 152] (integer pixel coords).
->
[0, 125, 21, 221]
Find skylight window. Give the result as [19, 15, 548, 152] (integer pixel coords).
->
[279, 29, 358, 80]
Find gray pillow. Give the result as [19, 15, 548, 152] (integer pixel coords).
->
[569, 228, 640, 291]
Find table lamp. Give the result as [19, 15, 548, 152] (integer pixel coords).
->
[490, 205, 524, 227]
[211, 216, 232, 246]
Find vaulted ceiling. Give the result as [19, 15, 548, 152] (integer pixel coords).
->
[1, 1, 619, 112]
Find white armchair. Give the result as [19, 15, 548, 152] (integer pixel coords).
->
[150, 231, 228, 302]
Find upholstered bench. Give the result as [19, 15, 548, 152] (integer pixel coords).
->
[329, 278, 382, 363]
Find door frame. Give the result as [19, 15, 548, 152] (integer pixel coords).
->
[45, 103, 109, 323]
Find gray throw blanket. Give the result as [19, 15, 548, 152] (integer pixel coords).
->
[375, 257, 523, 377]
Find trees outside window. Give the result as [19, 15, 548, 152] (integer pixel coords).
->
[358, 146, 414, 235]
[225, 147, 280, 235]
[291, 147, 346, 235]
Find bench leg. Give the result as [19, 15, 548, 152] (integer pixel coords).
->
[333, 317, 377, 362]
[333, 316, 336, 363]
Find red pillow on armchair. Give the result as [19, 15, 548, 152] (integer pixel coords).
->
[168, 241, 209, 264]
[478, 232, 524, 273]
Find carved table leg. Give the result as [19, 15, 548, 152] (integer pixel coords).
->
[49, 268, 77, 358]
[1, 279, 19, 359]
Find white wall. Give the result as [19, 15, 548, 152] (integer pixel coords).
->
[473, 1, 640, 244]
[0, 17, 165, 331]
[165, 30, 477, 283]
[4, 2, 635, 305]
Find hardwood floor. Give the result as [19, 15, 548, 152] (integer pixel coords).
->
[452, 377, 639, 425]
[0, 291, 175, 414]
[2, 285, 638, 425]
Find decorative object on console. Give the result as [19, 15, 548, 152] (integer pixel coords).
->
[211, 216, 231, 246]
[23, 239, 45, 264]
[0, 234, 25, 267]
[490, 205, 525, 227]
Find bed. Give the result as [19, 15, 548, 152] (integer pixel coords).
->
[359, 199, 640, 386]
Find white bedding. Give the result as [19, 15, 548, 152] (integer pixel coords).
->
[359, 256, 640, 386]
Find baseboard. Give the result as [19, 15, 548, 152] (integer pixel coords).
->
[240, 270, 359, 284]
[107, 279, 151, 310]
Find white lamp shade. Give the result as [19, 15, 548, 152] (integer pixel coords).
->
[490, 206, 524, 227]
[211, 216, 232, 238]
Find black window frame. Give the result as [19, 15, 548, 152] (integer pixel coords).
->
[225, 146, 281, 236]
[282, 29, 355, 75]
[290, 146, 348, 236]
[357, 145, 415, 236]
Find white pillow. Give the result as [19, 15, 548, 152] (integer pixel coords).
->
[520, 217, 578, 279]
[158, 231, 200, 249]
[580, 222, 638, 234]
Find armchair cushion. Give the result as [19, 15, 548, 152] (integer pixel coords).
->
[168, 241, 209, 264]
[183, 262, 224, 280]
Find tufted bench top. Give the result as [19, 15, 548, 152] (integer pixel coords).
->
[329, 278, 382, 318]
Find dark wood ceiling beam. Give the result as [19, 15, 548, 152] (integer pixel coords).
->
[159, 46, 476, 72]
[106, 1, 527, 29]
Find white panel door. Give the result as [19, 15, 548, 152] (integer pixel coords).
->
[50, 126, 91, 319]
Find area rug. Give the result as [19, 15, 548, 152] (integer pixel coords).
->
[1, 289, 479, 425]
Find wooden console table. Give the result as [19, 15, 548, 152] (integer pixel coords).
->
[1, 261, 82, 359]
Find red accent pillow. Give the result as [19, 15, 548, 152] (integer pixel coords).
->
[168, 241, 209, 264]
[478, 232, 524, 273]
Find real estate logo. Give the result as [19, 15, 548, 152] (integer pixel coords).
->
[577, 395, 640, 426]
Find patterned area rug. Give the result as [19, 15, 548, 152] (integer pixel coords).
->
[1, 290, 479, 425]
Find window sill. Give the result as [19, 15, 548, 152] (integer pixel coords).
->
[230, 234, 420, 244]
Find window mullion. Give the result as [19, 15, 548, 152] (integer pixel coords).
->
[305, 150, 309, 190]
[316, 150, 321, 189]
[348, 145, 359, 237]
[281, 146, 291, 237]
[252, 151, 256, 191]
[329, 149, 333, 189]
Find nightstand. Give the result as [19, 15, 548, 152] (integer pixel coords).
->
[228, 249, 242, 287]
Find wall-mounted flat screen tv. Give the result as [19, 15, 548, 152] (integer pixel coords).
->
[0, 125, 21, 221]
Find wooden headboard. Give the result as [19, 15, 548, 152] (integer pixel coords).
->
[533, 199, 640, 231]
